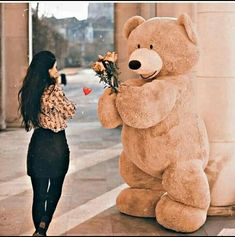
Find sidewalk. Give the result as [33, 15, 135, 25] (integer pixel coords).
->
[0, 69, 235, 236]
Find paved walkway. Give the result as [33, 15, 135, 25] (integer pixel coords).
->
[0, 69, 235, 236]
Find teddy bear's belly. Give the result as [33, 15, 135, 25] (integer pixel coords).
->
[121, 115, 209, 177]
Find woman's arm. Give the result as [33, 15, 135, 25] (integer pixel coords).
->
[48, 84, 76, 119]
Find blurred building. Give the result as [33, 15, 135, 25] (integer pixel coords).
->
[88, 2, 114, 22]
[37, 2, 114, 68]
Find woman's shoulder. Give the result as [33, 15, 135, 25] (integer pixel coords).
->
[44, 84, 63, 96]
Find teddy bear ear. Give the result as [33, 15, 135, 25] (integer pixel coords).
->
[123, 16, 145, 39]
[177, 13, 198, 45]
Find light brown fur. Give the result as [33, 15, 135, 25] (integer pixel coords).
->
[98, 14, 210, 233]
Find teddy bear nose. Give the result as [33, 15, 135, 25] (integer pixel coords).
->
[129, 60, 141, 70]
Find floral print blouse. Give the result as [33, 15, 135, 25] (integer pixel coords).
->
[38, 84, 76, 132]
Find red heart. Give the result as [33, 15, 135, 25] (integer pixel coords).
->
[83, 87, 92, 95]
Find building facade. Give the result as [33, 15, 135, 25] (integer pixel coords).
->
[37, 3, 114, 68]
[0, 3, 29, 129]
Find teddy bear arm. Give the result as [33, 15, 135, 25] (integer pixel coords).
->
[116, 80, 178, 129]
[143, 81, 179, 126]
[97, 88, 122, 128]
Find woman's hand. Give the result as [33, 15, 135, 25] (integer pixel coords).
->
[54, 72, 61, 84]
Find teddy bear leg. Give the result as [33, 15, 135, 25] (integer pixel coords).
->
[116, 152, 165, 217]
[155, 160, 210, 233]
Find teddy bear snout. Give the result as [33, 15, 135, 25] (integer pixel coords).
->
[129, 60, 141, 70]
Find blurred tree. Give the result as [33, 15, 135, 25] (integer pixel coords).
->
[65, 43, 82, 67]
[32, 3, 114, 69]
[32, 5, 69, 69]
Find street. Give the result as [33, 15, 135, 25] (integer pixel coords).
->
[0, 68, 234, 236]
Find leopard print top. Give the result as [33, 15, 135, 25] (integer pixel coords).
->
[38, 84, 76, 132]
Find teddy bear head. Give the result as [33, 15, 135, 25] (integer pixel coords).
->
[123, 13, 199, 80]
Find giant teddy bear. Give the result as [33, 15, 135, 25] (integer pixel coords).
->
[98, 13, 214, 233]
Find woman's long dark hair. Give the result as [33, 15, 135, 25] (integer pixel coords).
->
[18, 51, 56, 131]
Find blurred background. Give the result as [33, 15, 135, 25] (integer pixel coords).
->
[31, 2, 114, 69]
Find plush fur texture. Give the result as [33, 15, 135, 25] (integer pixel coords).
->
[98, 13, 210, 233]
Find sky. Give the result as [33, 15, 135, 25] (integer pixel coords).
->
[31, 1, 89, 20]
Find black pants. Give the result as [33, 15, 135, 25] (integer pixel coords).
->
[31, 175, 65, 230]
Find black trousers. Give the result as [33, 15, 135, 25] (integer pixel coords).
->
[31, 175, 65, 230]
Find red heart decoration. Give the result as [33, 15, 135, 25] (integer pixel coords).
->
[83, 87, 92, 95]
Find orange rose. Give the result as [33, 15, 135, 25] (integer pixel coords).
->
[92, 61, 106, 73]
[98, 55, 104, 60]
[103, 51, 118, 62]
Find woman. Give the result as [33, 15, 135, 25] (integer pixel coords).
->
[18, 51, 76, 236]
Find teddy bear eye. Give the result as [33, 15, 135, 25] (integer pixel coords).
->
[137, 44, 140, 48]
[150, 45, 153, 49]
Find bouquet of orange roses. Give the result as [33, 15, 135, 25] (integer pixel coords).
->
[92, 51, 120, 93]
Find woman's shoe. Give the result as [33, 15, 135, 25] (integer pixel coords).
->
[32, 231, 44, 236]
[32, 221, 47, 236]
